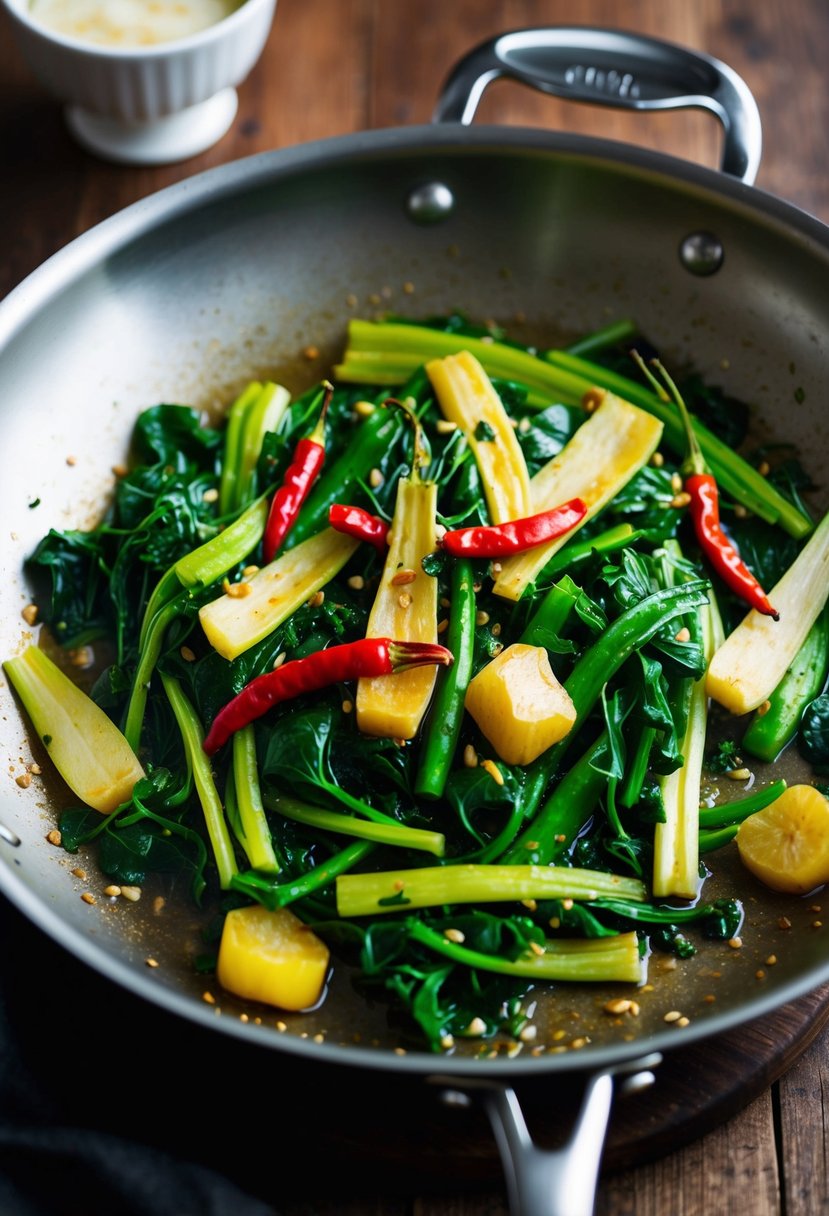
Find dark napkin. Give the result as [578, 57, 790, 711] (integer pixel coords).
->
[0, 892, 286, 1215]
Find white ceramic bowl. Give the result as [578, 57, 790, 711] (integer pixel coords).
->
[1, 0, 277, 164]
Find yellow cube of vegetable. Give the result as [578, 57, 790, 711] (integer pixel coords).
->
[464, 643, 576, 766]
[216, 905, 330, 1011]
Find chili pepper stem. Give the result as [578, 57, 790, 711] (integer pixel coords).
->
[382, 395, 428, 480]
[630, 350, 705, 476]
[309, 380, 334, 444]
[387, 641, 454, 672]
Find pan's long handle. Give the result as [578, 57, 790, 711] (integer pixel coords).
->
[434, 1052, 661, 1216]
[433, 27, 761, 185]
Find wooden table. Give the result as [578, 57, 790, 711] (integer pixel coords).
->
[2, 2, 828, 1213]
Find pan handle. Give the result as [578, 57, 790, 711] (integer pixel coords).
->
[433, 27, 761, 185]
[433, 1052, 661, 1216]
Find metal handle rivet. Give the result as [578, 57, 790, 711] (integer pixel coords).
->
[679, 231, 725, 276]
[407, 182, 455, 224]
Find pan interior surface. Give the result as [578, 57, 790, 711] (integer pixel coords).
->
[1, 127, 828, 1078]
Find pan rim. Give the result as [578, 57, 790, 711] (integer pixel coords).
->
[2, 120, 829, 1079]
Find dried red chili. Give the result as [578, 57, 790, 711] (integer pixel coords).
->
[262, 383, 331, 564]
[634, 352, 779, 620]
[202, 637, 453, 754]
[441, 498, 587, 557]
[328, 503, 389, 551]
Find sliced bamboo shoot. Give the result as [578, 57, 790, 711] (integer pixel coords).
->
[199, 527, 359, 661]
[425, 350, 531, 523]
[356, 476, 438, 739]
[3, 645, 144, 813]
[493, 391, 664, 601]
[706, 509, 829, 714]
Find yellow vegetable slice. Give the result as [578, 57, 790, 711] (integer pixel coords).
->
[736, 784, 829, 895]
[464, 643, 577, 766]
[492, 390, 664, 601]
[425, 350, 531, 524]
[3, 645, 144, 813]
[217, 904, 330, 1011]
[356, 475, 439, 739]
[199, 526, 359, 661]
[706, 508, 829, 714]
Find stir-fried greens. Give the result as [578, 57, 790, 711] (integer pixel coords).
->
[6, 313, 829, 1052]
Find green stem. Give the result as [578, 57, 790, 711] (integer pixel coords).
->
[231, 725, 279, 872]
[414, 557, 476, 800]
[518, 574, 580, 648]
[699, 825, 739, 854]
[219, 381, 264, 516]
[174, 497, 268, 587]
[561, 318, 638, 359]
[538, 524, 643, 584]
[698, 779, 787, 828]
[266, 792, 445, 857]
[335, 863, 646, 918]
[618, 725, 656, 809]
[407, 922, 644, 983]
[231, 841, 375, 909]
[124, 592, 188, 753]
[160, 674, 238, 890]
[741, 610, 829, 763]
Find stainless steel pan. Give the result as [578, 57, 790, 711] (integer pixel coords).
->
[1, 28, 828, 1216]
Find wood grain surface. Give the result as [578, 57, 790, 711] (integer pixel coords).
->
[2, 2, 829, 1214]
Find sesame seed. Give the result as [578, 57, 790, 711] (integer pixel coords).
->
[676, 1017, 690, 1028]
[519, 1024, 538, 1042]
[276, 1020, 287, 1031]
[180, 645, 196, 662]
[153, 897, 165, 914]
[313, 1033, 325, 1044]
[354, 400, 375, 417]
[15, 772, 31, 789]
[704, 994, 716, 1003]
[120, 886, 142, 902]
[394, 1046, 407, 1055]
[66, 455, 77, 466]
[81, 892, 96, 905]
[756, 970, 766, 980]
[397, 592, 412, 609]
[810, 904, 822, 913]
[475, 610, 490, 626]
[491, 642, 504, 657]
[480, 758, 504, 786]
[71, 868, 86, 880]
[813, 920, 823, 929]
[273, 652, 287, 670]
[521, 898, 537, 912]
[650, 452, 665, 468]
[757, 700, 772, 717]
[203, 992, 216, 1005]
[223, 578, 252, 598]
[444, 928, 465, 944]
[734, 504, 750, 519]
[674, 626, 691, 643]
[435, 419, 457, 434]
[391, 569, 416, 586]
[440, 1035, 455, 1050]
[341, 699, 353, 714]
[145, 957, 159, 968]
[46, 829, 62, 846]
[243, 565, 260, 578]
[548, 917, 560, 929]
[670, 491, 692, 509]
[728, 937, 742, 949]
[69, 647, 93, 668]
[111, 463, 128, 477]
[528, 941, 545, 956]
[347, 574, 365, 591]
[369, 467, 384, 488]
[561, 898, 573, 911]
[670, 472, 684, 493]
[726, 768, 752, 781]
[571, 1037, 588, 1050]
[778, 917, 792, 930]
[604, 999, 632, 1015]
[437, 618, 449, 633]
[582, 388, 604, 413]
[303, 345, 319, 360]
[758, 460, 770, 477]
[628, 1001, 641, 1017]
[466, 1017, 487, 1036]
[490, 563, 502, 576]
[403, 282, 415, 294]
[103, 885, 122, 898]
[434, 524, 446, 541]
[28, 763, 41, 775]
[766, 955, 778, 965]
[203, 487, 219, 503]
[463, 744, 478, 768]
[663, 1010, 682, 1023]
[21, 603, 38, 625]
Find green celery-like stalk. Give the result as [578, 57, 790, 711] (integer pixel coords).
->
[160, 674, 238, 890]
[336, 864, 646, 917]
[538, 524, 643, 584]
[408, 922, 644, 984]
[219, 382, 264, 515]
[561, 318, 638, 359]
[124, 592, 188, 753]
[234, 382, 291, 512]
[266, 792, 446, 857]
[230, 725, 279, 873]
[333, 319, 589, 407]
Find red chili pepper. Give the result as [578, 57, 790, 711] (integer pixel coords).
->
[329, 503, 389, 551]
[441, 498, 587, 557]
[633, 353, 779, 620]
[202, 637, 453, 755]
[262, 383, 331, 564]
